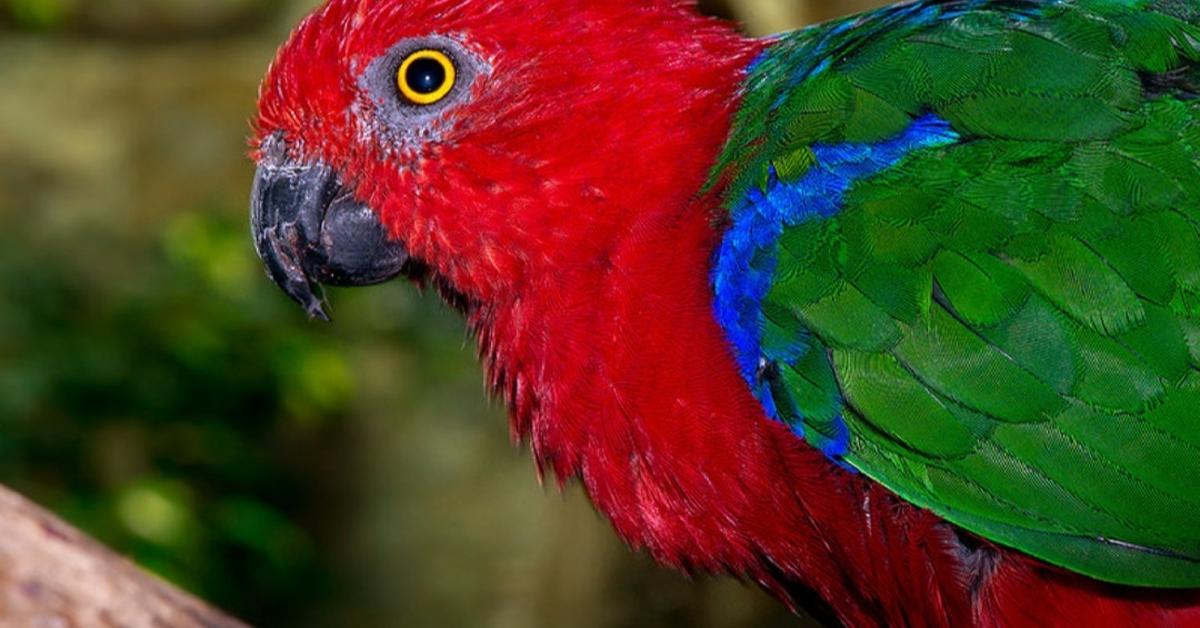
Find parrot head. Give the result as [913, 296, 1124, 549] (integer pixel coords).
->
[250, 0, 751, 319]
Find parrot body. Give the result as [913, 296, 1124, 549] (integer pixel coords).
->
[250, 0, 1200, 625]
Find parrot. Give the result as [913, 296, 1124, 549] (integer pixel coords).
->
[248, 0, 1200, 625]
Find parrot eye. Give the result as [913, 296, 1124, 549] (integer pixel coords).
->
[397, 49, 457, 106]
[357, 36, 485, 141]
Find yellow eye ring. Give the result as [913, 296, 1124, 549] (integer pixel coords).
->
[397, 49, 457, 106]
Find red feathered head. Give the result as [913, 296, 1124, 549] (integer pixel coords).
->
[251, 0, 751, 317]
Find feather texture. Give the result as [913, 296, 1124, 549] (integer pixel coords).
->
[712, 0, 1200, 588]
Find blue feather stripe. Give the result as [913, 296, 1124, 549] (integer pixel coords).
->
[711, 113, 959, 459]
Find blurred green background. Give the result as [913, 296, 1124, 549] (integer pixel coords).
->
[0, 1, 886, 626]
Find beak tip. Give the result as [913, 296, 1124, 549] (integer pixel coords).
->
[295, 287, 333, 322]
[308, 303, 333, 323]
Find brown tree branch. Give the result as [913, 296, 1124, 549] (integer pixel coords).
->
[0, 485, 247, 628]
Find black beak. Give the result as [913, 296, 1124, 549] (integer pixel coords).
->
[251, 136, 409, 321]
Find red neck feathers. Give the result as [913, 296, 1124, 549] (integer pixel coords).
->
[454, 19, 1200, 628]
[445, 17, 978, 626]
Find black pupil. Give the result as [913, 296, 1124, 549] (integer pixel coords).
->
[406, 57, 447, 95]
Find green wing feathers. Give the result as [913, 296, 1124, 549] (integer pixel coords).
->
[714, 0, 1200, 586]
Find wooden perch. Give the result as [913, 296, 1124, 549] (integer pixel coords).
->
[0, 485, 247, 628]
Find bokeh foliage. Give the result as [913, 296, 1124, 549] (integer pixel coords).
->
[0, 208, 340, 618]
[0, 0, 884, 626]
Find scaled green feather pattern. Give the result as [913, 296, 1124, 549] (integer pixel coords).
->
[712, 0, 1200, 587]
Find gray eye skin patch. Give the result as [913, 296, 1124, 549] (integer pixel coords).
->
[355, 34, 491, 148]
